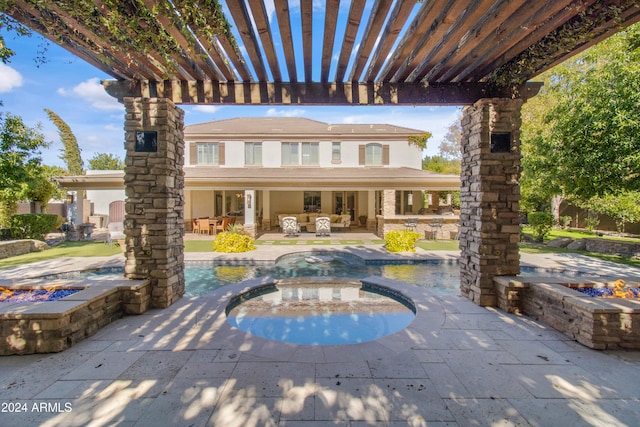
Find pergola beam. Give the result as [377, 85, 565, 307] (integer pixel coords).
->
[103, 80, 542, 106]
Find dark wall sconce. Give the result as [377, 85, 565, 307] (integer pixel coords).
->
[490, 132, 511, 153]
[135, 131, 158, 152]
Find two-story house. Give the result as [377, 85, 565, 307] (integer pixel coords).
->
[183, 117, 459, 235]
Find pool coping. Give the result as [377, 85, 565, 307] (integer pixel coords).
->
[172, 274, 449, 362]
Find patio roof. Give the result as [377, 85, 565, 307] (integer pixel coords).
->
[5, 1, 639, 106]
[54, 167, 460, 191]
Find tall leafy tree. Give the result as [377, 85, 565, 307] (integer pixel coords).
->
[438, 117, 462, 161]
[88, 153, 125, 170]
[0, 111, 49, 225]
[45, 108, 84, 175]
[521, 23, 640, 208]
[422, 116, 462, 175]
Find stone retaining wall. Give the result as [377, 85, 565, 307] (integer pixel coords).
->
[0, 240, 48, 259]
[583, 238, 640, 258]
[0, 279, 150, 355]
[494, 277, 640, 350]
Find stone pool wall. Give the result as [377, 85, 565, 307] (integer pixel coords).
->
[494, 277, 640, 350]
[0, 279, 151, 355]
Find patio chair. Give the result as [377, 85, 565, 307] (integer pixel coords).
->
[106, 222, 125, 246]
[427, 217, 443, 239]
[215, 217, 232, 234]
[315, 216, 331, 236]
[404, 217, 419, 231]
[281, 216, 300, 237]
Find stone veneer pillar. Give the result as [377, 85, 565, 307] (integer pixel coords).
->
[459, 98, 523, 306]
[123, 97, 185, 308]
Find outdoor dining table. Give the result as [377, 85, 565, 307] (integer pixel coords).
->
[196, 218, 219, 235]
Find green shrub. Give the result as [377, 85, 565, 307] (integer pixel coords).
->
[583, 211, 600, 233]
[213, 229, 256, 253]
[384, 230, 422, 252]
[527, 212, 554, 242]
[10, 214, 61, 240]
[558, 215, 572, 229]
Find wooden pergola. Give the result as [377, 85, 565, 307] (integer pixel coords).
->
[4, 1, 639, 104]
[4, 1, 640, 309]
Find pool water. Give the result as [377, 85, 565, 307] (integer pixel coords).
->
[226, 282, 416, 345]
[186, 253, 460, 297]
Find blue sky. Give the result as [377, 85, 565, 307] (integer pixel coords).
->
[0, 3, 461, 169]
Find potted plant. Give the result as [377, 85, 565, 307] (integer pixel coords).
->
[358, 215, 367, 226]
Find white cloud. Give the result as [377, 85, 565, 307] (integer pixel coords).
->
[0, 63, 24, 93]
[266, 107, 306, 117]
[194, 105, 221, 114]
[58, 77, 124, 111]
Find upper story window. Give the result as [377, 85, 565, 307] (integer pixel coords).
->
[332, 142, 341, 162]
[190, 142, 225, 165]
[282, 142, 319, 165]
[359, 143, 389, 166]
[245, 142, 262, 165]
[197, 143, 219, 165]
[365, 143, 383, 165]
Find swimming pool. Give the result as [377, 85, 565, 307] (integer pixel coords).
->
[185, 252, 461, 297]
[41, 251, 597, 298]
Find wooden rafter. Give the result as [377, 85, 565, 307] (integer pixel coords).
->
[363, 1, 416, 81]
[104, 80, 543, 106]
[422, 0, 529, 83]
[439, 1, 573, 83]
[226, 1, 268, 81]
[274, 0, 297, 82]
[300, 0, 313, 82]
[348, 0, 394, 82]
[376, 0, 448, 82]
[321, 0, 341, 83]
[392, 0, 471, 83]
[247, 0, 282, 82]
[334, 1, 366, 82]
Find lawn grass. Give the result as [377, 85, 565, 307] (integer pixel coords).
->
[522, 227, 640, 242]
[185, 240, 214, 252]
[0, 241, 122, 270]
[416, 240, 460, 251]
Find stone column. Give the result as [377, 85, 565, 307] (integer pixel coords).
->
[377, 189, 396, 237]
[459, 98, 523, 306]
[123, 97, 185, 308]
[244, 189, 256, 237]
[262, 190, 271, 230]
[367, 190, 376, 231]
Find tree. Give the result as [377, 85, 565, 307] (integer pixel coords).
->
[438, 117, 462, 161]
[521, 23, 640, 207]
[88, 153, 125, 170]
[0, 111, 49, 225]
[582, 192, 640, 234]
[422, 116, 462, 175]
[44, 108, 84, 175]
[422, 155, 461, 175]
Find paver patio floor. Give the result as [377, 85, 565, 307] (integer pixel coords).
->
[1, 240, 639, 426]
